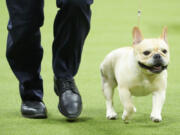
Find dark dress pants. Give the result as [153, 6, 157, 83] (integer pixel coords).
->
[6, 0, 93, 101]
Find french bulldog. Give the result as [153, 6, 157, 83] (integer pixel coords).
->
[100, 27, 169, 123]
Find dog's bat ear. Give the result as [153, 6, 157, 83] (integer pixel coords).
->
[132, 26, 143, 45]
[160, 26, 168, 43]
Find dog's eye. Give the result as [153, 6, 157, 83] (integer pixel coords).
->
[162, 49, 167, 54]
[143, 51, 151, 56]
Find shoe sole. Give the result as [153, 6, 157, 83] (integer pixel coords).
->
[22, 113, 47, 119]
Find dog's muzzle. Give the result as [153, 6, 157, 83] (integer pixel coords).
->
[138, 61, 168, 74]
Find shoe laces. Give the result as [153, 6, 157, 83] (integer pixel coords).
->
[62, 80, 76, 91]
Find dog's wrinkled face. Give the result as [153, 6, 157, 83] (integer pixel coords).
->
[132, 27, 170, 74]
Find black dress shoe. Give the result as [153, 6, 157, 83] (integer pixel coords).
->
[54, 78, 82, 119]
[21, 101, 47, 119]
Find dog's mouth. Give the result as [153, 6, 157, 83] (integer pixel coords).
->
[138, 61, 168, 74]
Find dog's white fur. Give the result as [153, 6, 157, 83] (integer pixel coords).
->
[100, 27, 169, 123]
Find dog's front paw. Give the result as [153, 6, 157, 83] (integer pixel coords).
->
[106, 110, 118, 120]
[133, 106, 137, 113]
[122, 106, 136, 123]
[150, 114, 162, 123]
[122, 110, 129, 123]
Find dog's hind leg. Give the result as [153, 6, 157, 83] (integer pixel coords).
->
[101, 70, 117, 120]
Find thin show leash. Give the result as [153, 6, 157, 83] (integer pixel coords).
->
[137, 0, 142, 27]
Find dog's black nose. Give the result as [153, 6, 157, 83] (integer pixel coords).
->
[153, 54, 161, 60]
